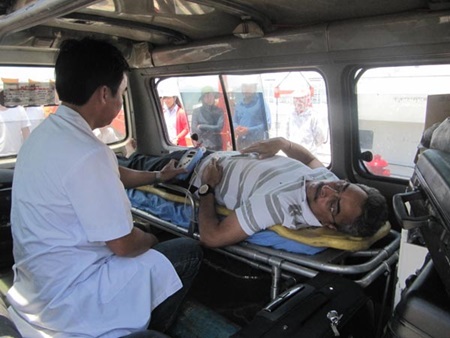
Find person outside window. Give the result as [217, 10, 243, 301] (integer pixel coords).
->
[0, 102, 30, 156]
[233, 83, 271, 149]
[25, 105, 46, 132]
[161, 91, 189, 146]
[287, 88, 327, 156]
[191, 86, 225, 150]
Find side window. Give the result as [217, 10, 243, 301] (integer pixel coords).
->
[156, 71, 330, 165]
[356, 65, 450, 179]
[93, 108, 127, 145]
[0, 66, 126, 158]
[224, 75, 271, 150]
[156, 76, 232, 150]
[226, 72, 329, 164]
[1, 67, 56, 158]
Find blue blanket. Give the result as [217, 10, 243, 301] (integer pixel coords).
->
[128, 189, 325, 255]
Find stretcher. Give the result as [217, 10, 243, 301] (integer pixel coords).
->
[129, 183, 400, 300]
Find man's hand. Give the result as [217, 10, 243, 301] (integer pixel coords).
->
[240, 137, 288, 159]
[160, 159, 186, 182]
[241, 137, 323, 168]
[235, 125, 248, 136]
[201, 158, 223, 188]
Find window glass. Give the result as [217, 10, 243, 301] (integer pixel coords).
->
[89, 0, 214, 15]
[88, 0, 115, 12]
[151, 0, 214, 15]
[226, 72, 329, 164]
[0, 66, 126, 158]
[156, 76, 232, 150]
[356, 65, 450, 179]
[155, 71, 330, 165]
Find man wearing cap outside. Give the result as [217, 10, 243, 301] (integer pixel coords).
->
[287, 88, 327, 156]
[233, 83, 271, 149]
[161, 91, 189, 146]
[191, 86, 225, 150]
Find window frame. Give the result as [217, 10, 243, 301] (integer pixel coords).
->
[350, 63, 450, 182]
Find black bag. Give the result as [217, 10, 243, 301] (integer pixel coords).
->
[232, 273, 374, 338]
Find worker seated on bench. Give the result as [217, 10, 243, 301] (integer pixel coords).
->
[119, 137, 388, 248]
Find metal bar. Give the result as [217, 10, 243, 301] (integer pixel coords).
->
[156, 183, 198, 234]
[356, 252, 399, 288]
[242, 231, 400, 275]
[0, 0, 101, 40]
[221, 244, 318, 278]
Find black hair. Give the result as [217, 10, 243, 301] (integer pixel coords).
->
[55, 38, 130, 106]
[335, 184, 388, 237]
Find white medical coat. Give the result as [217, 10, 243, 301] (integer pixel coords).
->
[7, 105, 181, 337]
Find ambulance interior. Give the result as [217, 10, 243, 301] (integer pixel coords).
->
[1, 1, 450, 337]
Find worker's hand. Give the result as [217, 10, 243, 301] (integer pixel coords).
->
[239, 126, 248, 135]
[235, 126, 248, 136]
[201, 157, 223, 188]
[159, 159, 186, 182]
[240, 137, 287, 159]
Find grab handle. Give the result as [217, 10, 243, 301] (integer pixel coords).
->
[393, 190, 430, 230]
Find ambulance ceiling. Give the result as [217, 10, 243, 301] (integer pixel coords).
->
[0, 0, 448, 49]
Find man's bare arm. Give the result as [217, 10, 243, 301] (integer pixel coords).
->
[106, 227, 158, 257]
[21, 126, 31, 140]
[240, 137, 324, 169]
[119, 166, 157, 189]
[119, 159, 185, 189]
[198, 158, 248, 247]
[198, 194, 248, 247]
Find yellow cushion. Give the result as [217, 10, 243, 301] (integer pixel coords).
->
[137, 185, 232, 215]
[136, 185, 390, 251]
[269, 222, 391, 251]
[138, 185, 192, 204]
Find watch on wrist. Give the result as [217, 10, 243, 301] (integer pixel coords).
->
[198, 184, 214, 196]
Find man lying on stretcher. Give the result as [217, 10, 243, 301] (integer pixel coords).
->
[118, 137, 388, 248]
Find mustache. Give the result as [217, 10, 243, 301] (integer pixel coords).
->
[313, 182, 325, 201]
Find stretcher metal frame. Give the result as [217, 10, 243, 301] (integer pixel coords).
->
[130, 183, 400, 300]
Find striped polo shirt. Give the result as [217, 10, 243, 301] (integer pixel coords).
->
[191, 152, 338, 235]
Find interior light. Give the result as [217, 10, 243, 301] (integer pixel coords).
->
[233, 20, 264, 39]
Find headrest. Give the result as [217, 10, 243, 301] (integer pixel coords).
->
[430, 117, 450, 153]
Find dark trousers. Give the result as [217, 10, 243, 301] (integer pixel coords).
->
[150, 238, 203, 332]
[121, 239, 202, 338]
[118, 151, 188, 172]
[118, 150, 211, 190]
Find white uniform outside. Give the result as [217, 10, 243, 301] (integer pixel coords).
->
[0, 106, 30, 155]
[25, 106, 46, 132]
